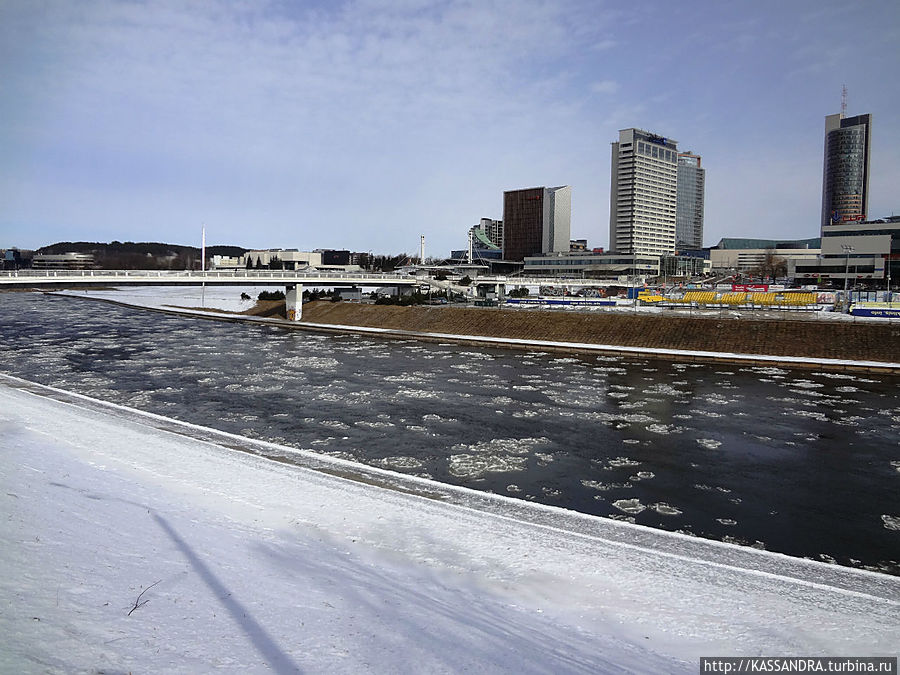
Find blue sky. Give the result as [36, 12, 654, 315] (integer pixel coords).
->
[1, 0, 898, 256]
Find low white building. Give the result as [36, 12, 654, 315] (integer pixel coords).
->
[707, 238, 821, 273]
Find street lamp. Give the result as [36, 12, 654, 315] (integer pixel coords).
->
[842, 244, 854, 310]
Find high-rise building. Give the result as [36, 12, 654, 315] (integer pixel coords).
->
[676, 151, 705, 250]
[608, 128, 678, 256]
[821, 112, 872, 229]
[473, 218, 503, 249]
[502, 186, 571, 262]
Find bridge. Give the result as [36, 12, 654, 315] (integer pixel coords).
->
[1, 269, 628, 320]
[0, 269, 428, 321]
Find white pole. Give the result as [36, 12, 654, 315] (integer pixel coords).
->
[420, 235, 426, 265]
[201, 226, 206, 272]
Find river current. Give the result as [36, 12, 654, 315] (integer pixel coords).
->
[2, 291, 898, 574]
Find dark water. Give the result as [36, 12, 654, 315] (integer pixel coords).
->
[2, 292, 899, 574]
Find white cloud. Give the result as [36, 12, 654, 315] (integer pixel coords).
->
[591, 79, 619, 95]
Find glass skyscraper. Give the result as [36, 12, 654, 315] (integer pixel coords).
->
[821, 112, 872, 230]
[676, 152, 705, 250]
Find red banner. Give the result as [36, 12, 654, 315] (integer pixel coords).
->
[732, 284, 769, 292]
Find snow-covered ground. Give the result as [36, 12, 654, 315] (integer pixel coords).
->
[57, 285, 270, 313]
[2, 376, 898, 673]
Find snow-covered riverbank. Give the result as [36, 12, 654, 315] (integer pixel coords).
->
[2, 376, 898, 673]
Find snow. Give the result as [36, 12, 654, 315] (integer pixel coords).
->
[2, 375, 898, 673]
[56, 285, 268, 312]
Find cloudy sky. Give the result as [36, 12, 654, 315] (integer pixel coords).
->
[2, 0, 898, 256]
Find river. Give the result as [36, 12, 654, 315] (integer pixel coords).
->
[2, 291, 898, 574]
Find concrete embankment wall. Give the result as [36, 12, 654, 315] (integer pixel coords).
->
[300, 302, 900, 365]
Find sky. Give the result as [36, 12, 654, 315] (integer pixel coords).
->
[1, 0, 898, 256]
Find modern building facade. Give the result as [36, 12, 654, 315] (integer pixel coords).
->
[31, 252, 95, 270]
[502, 186, 571, 262]
[707, 238, 821, 275]
[522, 250, 704, 279]
[474, 218, 503, 249]
[821, 112, 872, 229]
[676, 152, 705, 249]
[795, 216, 900, 287]
[609, 128, 679, 257]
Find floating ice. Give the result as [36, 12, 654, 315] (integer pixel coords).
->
[281, 356, 340, 370]
[607, 457, 641, 469]
[882, 515, 900, 531]
[422, 414, 456, 423]
[355, 420, 395, 429]
[612, 499, 646, 515]
[450, 437, 551, 456]
[696, 439, 722, 450]
[647, 423, 684, 434]
[642, 384, 683, 397]
[790, 410, 828, 422]
[701, 393, 735, 406]
[448, 453, 527, 478]
[651, 502, 682, 516]
[505, 484, 522, 493]
[749, 367, 789, 376]
[717, 518, 738, 526]
[374, 456, 424, 470]
[581, 480, 632, 491]
[397, 388, 441, 399]
[790, 380, 825, 389]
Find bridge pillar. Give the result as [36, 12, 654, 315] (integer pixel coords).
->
[285, 284, 303, 321]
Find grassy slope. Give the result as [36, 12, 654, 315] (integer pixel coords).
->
[295, 302, 899, 363]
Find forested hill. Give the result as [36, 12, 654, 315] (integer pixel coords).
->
[37, 241, 248, 270]
[38, 241, 247, 256]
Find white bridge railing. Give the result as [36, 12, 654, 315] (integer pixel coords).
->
[0, 269, 416, 283]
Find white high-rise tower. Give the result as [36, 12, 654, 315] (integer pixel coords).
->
[608, 128, 678, 256]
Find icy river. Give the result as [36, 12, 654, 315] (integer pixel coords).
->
[2, 291, 898, 574]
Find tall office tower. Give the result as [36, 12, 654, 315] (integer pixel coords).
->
[608, 128, 678, 255]
[676, 151, 705, 250]
[821, 112, 872, 229]
[502, 186, 571, 262]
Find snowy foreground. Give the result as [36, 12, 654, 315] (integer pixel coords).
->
[1, 376, 898, 674]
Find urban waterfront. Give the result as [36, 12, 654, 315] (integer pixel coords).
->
[2, 291, 898, 574]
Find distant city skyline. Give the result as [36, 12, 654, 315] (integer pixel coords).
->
[1, 1, 898, 255]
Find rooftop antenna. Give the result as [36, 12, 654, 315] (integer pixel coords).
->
[841, 84, 847, 117]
